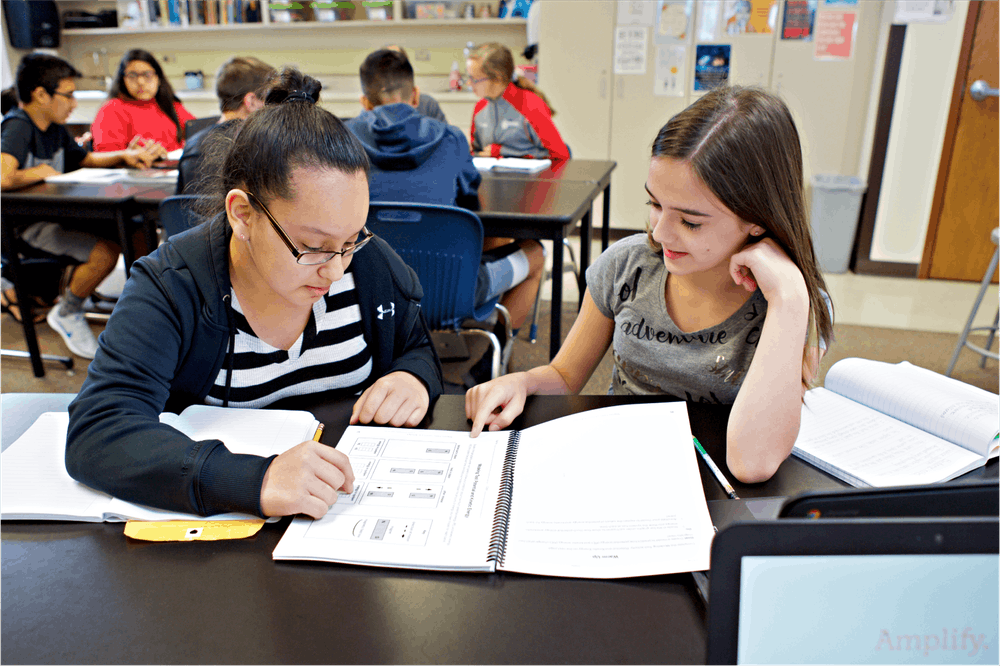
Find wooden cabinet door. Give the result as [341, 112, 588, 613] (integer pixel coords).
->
[922, 0, 999, 282]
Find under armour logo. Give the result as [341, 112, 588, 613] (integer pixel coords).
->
[377, 303, 395, 320]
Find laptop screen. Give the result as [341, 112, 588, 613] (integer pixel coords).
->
[707, 518, 999, 665]
[737, 553, 998, 664]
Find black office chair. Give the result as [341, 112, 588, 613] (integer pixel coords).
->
[0, 243, 75, 377]
[184, 116, 220, 140]
[158, 195, 206, 239]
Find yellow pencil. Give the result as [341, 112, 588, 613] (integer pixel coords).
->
[313, 423, 325, 442]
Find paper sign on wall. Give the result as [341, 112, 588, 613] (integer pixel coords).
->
[615, 26, 649, 75]
[697, 0, 723, 40]
[782, 0, 817, 39]
[654, 44, 687, 97]
[724, 0, 777, 35]
[656, 0, 693, 43]
[814, 10, 856, 59]
[893, 0, 955, 24]
[694, 44, 731, 91]
[617, 0, 655, 25]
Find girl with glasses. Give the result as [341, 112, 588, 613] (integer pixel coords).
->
[91, 48, 194, 155]
[465, 86, 834, 485]
[467, 42, 569, 162]
[66, 68, 443, 521]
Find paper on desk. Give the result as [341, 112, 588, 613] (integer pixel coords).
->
[473, 157, 552, 173]
[44, 168, 178, 185]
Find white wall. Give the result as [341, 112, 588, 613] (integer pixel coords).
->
[869, 1, 969, 264]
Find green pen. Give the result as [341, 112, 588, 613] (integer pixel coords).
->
[693, 436, 739, 500]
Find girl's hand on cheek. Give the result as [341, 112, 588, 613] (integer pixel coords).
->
[729, 237, 807, 306]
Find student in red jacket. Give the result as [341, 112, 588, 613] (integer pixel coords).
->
[467, 43, 569, 162]
[92, 49, 195, 155]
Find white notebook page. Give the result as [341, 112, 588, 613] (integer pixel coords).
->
[795, 388, 985, 487]
[824, 359, 998, 458]
[500, 402, 715, 578]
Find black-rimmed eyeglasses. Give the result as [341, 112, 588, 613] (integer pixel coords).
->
[244, 190, 373, 266]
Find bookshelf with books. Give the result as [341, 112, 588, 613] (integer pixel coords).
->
[60, 0, 523, 33]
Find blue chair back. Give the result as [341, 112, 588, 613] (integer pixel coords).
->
[158, 195, 205, 239]
[366, 202, 498, 330]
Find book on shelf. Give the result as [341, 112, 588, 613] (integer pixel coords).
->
[793, 358, 999, 487]
[1, 406, 320, 522]
[472, 157, 552, 173]
[273, 403, 716, 579]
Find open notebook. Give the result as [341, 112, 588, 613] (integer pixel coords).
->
[272, 403, 716, 579]
[0, 406, 319, 522]
[794, 359, 998, 487]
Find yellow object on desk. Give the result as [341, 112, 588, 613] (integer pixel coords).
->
[124, 519, 265, 541]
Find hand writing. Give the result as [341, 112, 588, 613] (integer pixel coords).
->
[259, 440, 355, 518]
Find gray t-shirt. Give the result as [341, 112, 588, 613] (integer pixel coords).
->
[586, 234, 768, 404]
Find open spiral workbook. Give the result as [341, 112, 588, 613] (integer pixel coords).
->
[272, 403, 716, 578]
[793, 358, 999, 487]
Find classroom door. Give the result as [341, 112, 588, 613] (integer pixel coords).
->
[921, 0, 999, 282]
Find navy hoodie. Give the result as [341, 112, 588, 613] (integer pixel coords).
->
[66, 214, 442, 517]
[345, 103, 480, 205]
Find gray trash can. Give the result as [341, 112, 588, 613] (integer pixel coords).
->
[809, 175, 867, 273]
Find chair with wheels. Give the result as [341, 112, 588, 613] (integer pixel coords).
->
[366, 202, 513, 380]
[946, 227, 999, 376]
[0, 239, 75, 377]
[158, 195, 207, 240]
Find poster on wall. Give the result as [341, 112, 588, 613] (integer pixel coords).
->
[615, 26, 649, 75]
[724, 0, 777, 35]
[656, 0, 694, 43]
[814, 10, 856, 59]
[617, 0, 656, 25]
[781, 0, 817, 39]
[697, 0, 723, 40]
[654, 44, 687, 96]
[893, 0, 955, 24]
[694, 44, 731, 91]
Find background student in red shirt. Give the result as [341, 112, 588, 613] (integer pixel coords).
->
[91, 49, 195, 155]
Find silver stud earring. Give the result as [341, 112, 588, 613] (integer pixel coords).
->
[240, 234, 247, 241]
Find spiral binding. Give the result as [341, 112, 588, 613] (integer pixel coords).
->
[486, 431, 519, 567]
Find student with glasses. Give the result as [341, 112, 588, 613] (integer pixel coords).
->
[91, 49, 195, 154]
[1, 53, 164, 358]
[66, 68, 443, 520]
[466, 42, 569, 162]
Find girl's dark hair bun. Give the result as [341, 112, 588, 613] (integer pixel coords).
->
[264, 67, 322, 105]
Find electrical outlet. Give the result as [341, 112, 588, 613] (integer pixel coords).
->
[414, 49, 430, 61]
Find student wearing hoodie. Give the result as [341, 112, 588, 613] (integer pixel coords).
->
[345, 49, 544, 349]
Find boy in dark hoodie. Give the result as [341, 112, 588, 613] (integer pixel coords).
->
[345, 49, 545, 363]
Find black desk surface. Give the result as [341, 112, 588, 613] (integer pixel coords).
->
[479, 159, 616, 185]
[2, 395, 996, 664]
[2, 396, 711, 665]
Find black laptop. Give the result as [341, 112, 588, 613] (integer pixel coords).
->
[706, 516, 998, 664]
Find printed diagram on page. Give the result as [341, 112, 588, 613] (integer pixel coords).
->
[301, 432, 494, 547]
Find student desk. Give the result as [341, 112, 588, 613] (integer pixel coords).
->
[1, 394, 996, 664]
[0, 181, 159, 277]
[479, 158, 618, 278]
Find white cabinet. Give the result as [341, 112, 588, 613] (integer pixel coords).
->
[538, 0, 882, 232]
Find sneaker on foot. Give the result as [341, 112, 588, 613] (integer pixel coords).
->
[46, 307, 98, 359]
